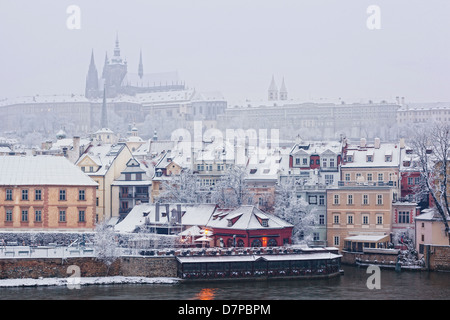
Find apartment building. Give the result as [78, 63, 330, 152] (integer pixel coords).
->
[326, 184, 394, 252]
[0, 156, 97, 230]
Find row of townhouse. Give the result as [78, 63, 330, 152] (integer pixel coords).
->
[1, 125, 445, 255]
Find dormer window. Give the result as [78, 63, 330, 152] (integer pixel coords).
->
[367, 155, 373, 162]
[261, 219, 269, 227]
[385, 155, 392, 162]
[346, 155, 353, 162]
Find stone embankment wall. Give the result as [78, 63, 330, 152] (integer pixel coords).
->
[341, 250, 398, 266]
[0, 256, 178, 279]
[423, 245, 450, 271]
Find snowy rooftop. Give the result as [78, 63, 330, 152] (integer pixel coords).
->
[0, 156, 97, 186]
[114, 203, 218, 233]
[76, 143, 127, 176]
[342, 140, 400, 168]
[206, 205, 293, 230]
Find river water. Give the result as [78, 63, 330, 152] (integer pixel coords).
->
[0, 266, 448, 300]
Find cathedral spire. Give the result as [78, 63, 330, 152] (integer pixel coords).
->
[102, 51, 109, 79]
[112, 32, 122, 64]
[138, 49, 144, 79]
[85, 49, 99, 99]
[279, 77, 287, 101]
[268, 75, 278, 101]
[101, 84, 108, 129]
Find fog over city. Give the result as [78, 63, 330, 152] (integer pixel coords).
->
[1, 0, 450, 103]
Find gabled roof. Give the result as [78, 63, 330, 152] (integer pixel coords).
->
[0, 156, 97, 186]
[207, 205, 293, 230]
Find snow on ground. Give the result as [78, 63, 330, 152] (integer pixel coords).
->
[0, 276, 180, 288]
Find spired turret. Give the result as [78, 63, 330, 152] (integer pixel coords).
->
[85, 49, 99, 99]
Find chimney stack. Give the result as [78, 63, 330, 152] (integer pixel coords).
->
[374, 138, 381, 149]
[155, 203, 160, 222]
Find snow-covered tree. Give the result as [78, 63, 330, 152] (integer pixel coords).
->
[211, 165, 252, 208]
[158, 169, 205, 203]
[274, 177, 318, 244]
[408, 122, 450, 240]
[93, 222, 120, 275]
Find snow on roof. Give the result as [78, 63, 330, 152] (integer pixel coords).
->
[344, 234, 390, 242]
[76, 143, 126, 176]
[0, 94, 89, 107]
[0, 156, 97, 186]
[176, 252, 341, 264]
[207, 205, 293, 230]
[343, 142, 400, 168]
[114, 203, 218, 233]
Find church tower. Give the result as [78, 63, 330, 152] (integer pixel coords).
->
[268, 75, 278, 101]
[85, 49, 99, 99]
[102, 33, 128, 97]
[279, 77, 288, 101]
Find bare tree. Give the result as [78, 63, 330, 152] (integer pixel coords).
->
[93, 222, 120, 276]
[408, 122, 450, 239]
[211, 165, 252, 208]
[274, 177, 318, 244]
[158, 169, 205, 203]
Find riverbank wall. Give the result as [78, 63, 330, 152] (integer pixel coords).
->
[0, 256, 178, 279]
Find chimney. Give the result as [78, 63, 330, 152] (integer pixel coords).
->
[177, 204, 182, 224]
[165, 204, 170, 221]
[399, 138, 405, 149]
[73, 136, 80, 157]
[374, 138, 381, 149]
[360, 138, 366, 148]
[155, 203, 160, 222]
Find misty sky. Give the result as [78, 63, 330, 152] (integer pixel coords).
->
[1, 0, 450, 103]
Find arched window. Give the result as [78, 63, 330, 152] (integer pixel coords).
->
[251, 239, 262, 247]
[268, 238, 277, 247]
[237, 239, 245, 247]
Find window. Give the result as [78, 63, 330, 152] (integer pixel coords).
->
[313, 233, 320, 241]
[367, 173, 373, 181]
[21, 210, 28, 222]
[35, 210, 42, 222]
[89, 166, 94, 172]
[59, 210, 66, 222]
[5, 209, 12, 222]
[79, 189, 85, 201]
[347, 194, 353, 205]
[377, 194, 383, 205]
[302, 158, 308, 165]
[367, 155, 373, 162]
[35, 189, 42, 201]
[6, 189, 12, 201]
[78, 210, 85, 222]
[319, 214, 325, 225]
[322, 158, 327, 168]
[347, 214, 354, 224]
[333, 215, 340, 225]
[295, 158, 300, 165]
[378, 173, 384, 181]
[22, 189, 28, 201]
[316, 159, 320, 165]
[309, 196, 317, 204]
[345, 173, 351, 181]
[136, 173, 142, 181]
[125, 173, 132, 181]
[319, 195, 325, 206]
[334, 236, 340, 246]
[363, 194, 369, 205]
[333, 194, 340, 205]
[376, 215, 383, 225]
[330, 158, 335, 168]
[362, 215, 369, 225]
[407, 177, 413, 185]
[325, 174, 334, 185]
[415, 177, 420, 185]
[398, 211, 410, 224]
[59, 189, 66, 201]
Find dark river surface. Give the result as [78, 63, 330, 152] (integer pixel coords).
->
[0, 265, 448, 300]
